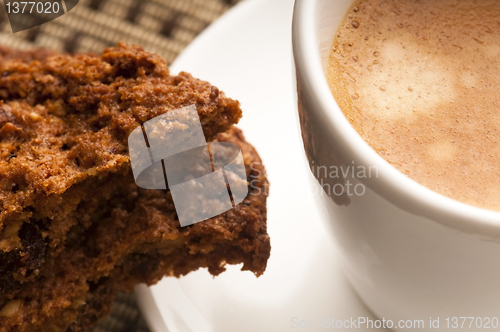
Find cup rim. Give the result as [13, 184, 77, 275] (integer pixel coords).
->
[292, 0, 500, 233]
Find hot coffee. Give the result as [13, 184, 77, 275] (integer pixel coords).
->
[327, 0, 500, 211]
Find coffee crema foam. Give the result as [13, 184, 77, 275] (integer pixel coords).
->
[327, 0, 500, 211]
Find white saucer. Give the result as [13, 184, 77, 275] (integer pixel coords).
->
[135, 0, 386, 331]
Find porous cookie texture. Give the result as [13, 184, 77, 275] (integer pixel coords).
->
[0, 44, 269, 331]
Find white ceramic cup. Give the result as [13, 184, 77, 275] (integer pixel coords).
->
[292, 0, 500, 331]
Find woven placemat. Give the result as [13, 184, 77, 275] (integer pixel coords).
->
[0, 0, 242, 331]
[0, 0, 241, 64]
